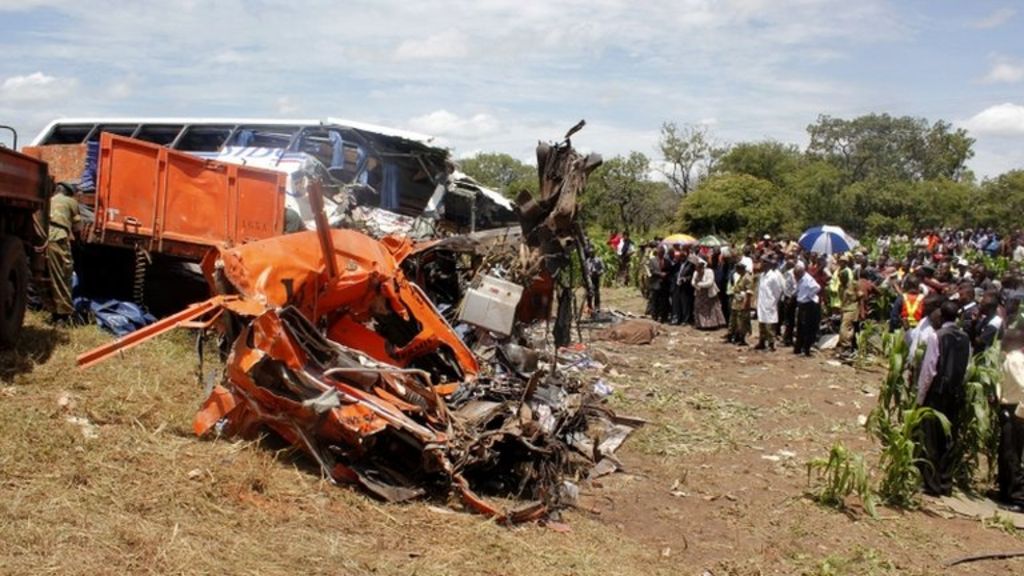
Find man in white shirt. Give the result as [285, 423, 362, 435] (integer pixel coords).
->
[998, 326, 1024, 509]
[755, 256, 784, 351]
[793, 262, 821, 357]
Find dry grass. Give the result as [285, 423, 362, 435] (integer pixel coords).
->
[0, 311, 675, 576]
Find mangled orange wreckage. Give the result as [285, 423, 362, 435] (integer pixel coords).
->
[78, 127, 635, 522]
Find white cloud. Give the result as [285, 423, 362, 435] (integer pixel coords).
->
[107, 79, 133, 99]
[0, 72, 76, 103]
[407, 110, 501, 140]
[394, 30, 469, 61]
[962, 103, 1024, 136]
[971, 7, 1015, 29]
[983, 57, 1024, 84]
[275, 96, 300, 115]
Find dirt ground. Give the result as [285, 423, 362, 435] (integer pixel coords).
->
[2, 287, 1022, 575]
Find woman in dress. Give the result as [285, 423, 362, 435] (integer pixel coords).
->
[692, 258, 726, 329]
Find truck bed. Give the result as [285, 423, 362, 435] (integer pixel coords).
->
[90, 134, 287, 259]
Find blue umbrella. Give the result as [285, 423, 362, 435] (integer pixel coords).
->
[798, 225, 857, 255]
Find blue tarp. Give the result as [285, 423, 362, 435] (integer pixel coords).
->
[74, 297, 156, 337]
[78, 140, 99, 191]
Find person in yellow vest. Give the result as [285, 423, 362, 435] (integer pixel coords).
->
[46, 182, 81, 326]
[900, 276, 925, 330]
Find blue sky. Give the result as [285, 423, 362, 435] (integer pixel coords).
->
[1, 0, 1021, 178]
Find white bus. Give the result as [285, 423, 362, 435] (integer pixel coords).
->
[31, 117, 515, 233]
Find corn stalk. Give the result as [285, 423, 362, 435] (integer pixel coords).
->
[868, 407, 950, 508]
[807, 442, 877, 518]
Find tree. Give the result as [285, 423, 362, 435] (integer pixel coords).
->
[976, 170, 1024, 230]
[715, 140, 803, 187]
[458, 152, 537, 198]
[658, 122, 724, 195]
[806, 114, 975, 184]
[675, 173, 800, 237]
[582, 152, 673, 236]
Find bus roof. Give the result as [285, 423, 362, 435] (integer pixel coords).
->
[30, 117, 437, 147]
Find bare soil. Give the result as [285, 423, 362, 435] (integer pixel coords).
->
[1, 287, 1021, 575]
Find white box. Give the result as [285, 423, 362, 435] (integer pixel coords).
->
[458, 275, 524, 336]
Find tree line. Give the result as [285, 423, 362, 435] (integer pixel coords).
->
[458, 113, 1023, 240]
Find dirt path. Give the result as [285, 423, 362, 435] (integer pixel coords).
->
[581, 288, 1024, 575]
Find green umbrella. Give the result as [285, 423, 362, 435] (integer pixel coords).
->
[698, 235, 727, 247]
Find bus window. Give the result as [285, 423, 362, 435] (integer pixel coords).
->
[134, 124, 183, 146]
[227, 126, 299, 149]
[89, 124, 138, 141]
[43, 124, 94, 145]
[174, 125, 233, 151]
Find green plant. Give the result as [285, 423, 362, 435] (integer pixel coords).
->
[807, 442, 877, 517]
[953, 342, 1002, 485]
[868, 407, 950, 508]
[875, 329, 913, 422]
[855, 320, 884, 365]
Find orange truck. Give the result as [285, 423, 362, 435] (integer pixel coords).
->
[21, 132, 287, 314]
[88, 133, 286, 260]
[0, 127, 50, 345]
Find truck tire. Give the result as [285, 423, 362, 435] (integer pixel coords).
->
[0, 235, 30, 347]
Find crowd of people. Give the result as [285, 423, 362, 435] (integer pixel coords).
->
[593, 227, 1024, 507]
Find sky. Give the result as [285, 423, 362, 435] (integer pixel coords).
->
[0, 0, 1021, 178]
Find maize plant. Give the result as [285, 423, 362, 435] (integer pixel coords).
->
[874, 328, 914, 422]
[953, 342, 1002, 486]
[855, 320, 885, 366]
[807, 442, 878, 517]
[868, 407, 950, 509]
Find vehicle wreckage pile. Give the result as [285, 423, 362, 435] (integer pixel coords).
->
[79, 126, 639, 523]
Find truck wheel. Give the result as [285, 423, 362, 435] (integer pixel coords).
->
[0, 235, 30, 347]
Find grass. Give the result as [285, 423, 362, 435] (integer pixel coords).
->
[0, 311, 673, 576]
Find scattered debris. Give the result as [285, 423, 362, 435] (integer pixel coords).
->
[77, 126, 637, 523]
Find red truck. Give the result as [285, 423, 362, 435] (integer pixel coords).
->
[0, 127, 50, 346]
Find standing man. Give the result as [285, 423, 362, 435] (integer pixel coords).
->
[646, 245, 667, 320]
[756, 256, 784, 351]
[836, 254, 860, 358]
[997, 324, 1024, 510]
[729, 261, 753, 346]
[673, 247, 695, 325]
[794, 262, 821, 357]
[46, 182, 81, 326]
[617, 232, 635, 286]
[916, 300, 972, 496]
[780, 257, 798, 347]
[584, 247, 605, 317]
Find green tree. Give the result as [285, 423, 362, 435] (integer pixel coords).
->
[715, 140, 803, 187]
[675, 173, 800, 237]
[583, 152, 673, 236]
[458, 152, 537, 198]
[784, 160, 844, 231]
[976, 170, 1024, 230]
[806, 113, 975, 184]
